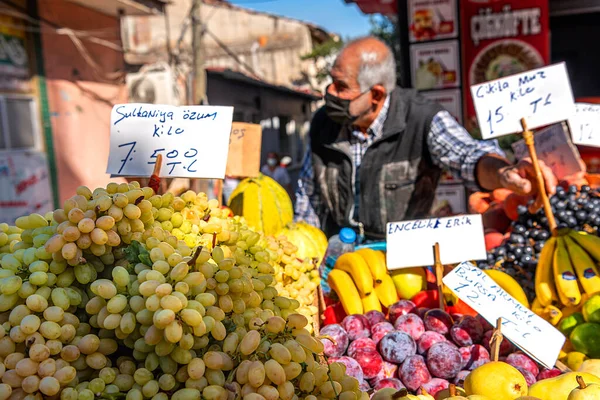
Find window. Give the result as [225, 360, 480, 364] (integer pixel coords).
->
[0, 96, 41, 151]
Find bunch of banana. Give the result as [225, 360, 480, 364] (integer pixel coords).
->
[327, 248, 399, 315]
[535, 229, 600, 311]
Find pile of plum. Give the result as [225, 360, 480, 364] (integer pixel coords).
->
[320, 300, 562, 397]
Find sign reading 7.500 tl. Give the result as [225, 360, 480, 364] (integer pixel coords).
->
[106, 104, 234, 179]
[471, 63, 575, 139]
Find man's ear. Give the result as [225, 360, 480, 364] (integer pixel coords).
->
[371, 84, 387, 103]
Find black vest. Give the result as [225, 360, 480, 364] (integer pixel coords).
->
[310, 87, 444, 239]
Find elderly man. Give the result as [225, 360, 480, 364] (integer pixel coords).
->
[294, 36, 556, 240]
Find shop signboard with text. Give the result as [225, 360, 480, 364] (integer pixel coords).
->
[460, 0, 550, 134]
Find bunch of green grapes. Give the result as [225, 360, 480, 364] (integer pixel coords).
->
[260, 236, 320, 333]
[0, 222, 25, 256]
[0, 181, 368, 400]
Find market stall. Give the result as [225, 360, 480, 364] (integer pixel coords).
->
[4, 57, 600, 400]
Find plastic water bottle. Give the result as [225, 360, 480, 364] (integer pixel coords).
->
[319, 227, 356, 296]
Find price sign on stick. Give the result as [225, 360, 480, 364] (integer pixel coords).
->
[226, 123, 262, 178]
[443, 262, 565, 369]
[386, 214, 486, 270]
[107, 104, 234, 179]
[471, 63, 575, 139]
[569, 103, 600, 147]
[511, 123, 584, 180]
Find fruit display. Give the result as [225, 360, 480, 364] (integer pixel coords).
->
[317, 298, 572, 397]
[228, 174, 293, 235]
[261, 234, 321, 333]
[276, 223, 327, 265]
[0, 182, 368, 400]
[326, 249, 402, 315]
[476, 185, 600, 302]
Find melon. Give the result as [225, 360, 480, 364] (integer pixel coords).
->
[228, 174, 293, 235]
[278, 222, 328, 264]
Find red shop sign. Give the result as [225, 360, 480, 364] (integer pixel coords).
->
[460, 0, 550, 134]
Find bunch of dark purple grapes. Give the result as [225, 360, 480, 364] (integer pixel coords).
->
[477, 185, 600, 300]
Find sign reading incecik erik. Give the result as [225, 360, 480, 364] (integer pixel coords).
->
[386, 214, 486, 270]
[443, 262, 565, 369]
[107, 104, 234, 179]
[471, 63, 575, 139]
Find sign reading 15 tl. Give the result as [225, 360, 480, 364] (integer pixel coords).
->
[106, 104, 234, 180]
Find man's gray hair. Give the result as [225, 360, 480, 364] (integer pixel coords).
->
[343, 37, 397, 93]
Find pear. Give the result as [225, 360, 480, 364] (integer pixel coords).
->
[567, 375, 600, 400]
[515, 397, 542, 400]
[578, 359, 600, 379]
[391, 388, 434, 400]
[464, 361, 528, 400]
[372, 388, 400, 400]
[529, 372, 600, 400]
[435, 385, 467, 399]
[467, 397, 492, 400]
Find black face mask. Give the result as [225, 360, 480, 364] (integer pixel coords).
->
[324, 86, 372, 125]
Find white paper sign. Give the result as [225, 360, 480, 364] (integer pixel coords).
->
[471, 63, 575, 139]
[386, 214, 486, 270]
[569, 103, 600, 147]
[443, 262, 565, 369]
[107, 104, 234, 179]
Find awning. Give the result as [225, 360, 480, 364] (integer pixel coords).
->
[343, 0, 398, 15]
[65, 0, 166, 16]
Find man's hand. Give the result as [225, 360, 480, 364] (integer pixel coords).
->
[498, 157, 558, 212]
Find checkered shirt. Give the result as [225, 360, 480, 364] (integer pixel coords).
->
[294, 107, 505, 229]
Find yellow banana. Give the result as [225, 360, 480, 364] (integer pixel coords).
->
[390, 267, 426, 300]
[361, 290, 382, 313]
[532, 298, 562, 325]
[535, 236, 558, 306]
[334, 252, 374, 296]
[328, 269, 363, 315]
[568, 230, 600, 262]
[374, 274, 399, 308]
[565, 235, 600, 296]
[356, 248, 387, 284]
[542, 305, 563, 326]
[484, 269, 530, 308]
[531, 297, 544, 314]
[554, 237, 582, 306]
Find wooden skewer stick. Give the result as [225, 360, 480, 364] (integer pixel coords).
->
[555, 360, 572, 373]
[433, 243, 445, 310]
[520, 118, 558, 236]
[489, 317, 503, 362]
[148, 154, 163, 194]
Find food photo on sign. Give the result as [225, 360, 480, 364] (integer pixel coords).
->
[411, 40, 460, 90]
[408, 0, 458, 42]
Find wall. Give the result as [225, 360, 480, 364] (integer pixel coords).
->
[122, 0, 322, 90]
[38, 0, 127, 204]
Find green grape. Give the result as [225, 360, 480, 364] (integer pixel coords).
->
[112, 266, 130, 287]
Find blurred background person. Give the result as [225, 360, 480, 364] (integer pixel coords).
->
[262, 152, 292, 193]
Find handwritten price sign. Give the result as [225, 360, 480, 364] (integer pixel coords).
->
[106, 104, 234, 179]
[385, 214, 486, 270]
[443, 262, 565, 369]
[226, 123, 262, 178]
[569, 103, 600, 148]
[471, 63, 576, 139]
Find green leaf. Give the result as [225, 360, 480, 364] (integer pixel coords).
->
[138, 253, 152, 267]
[124, 241, 140, 264]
